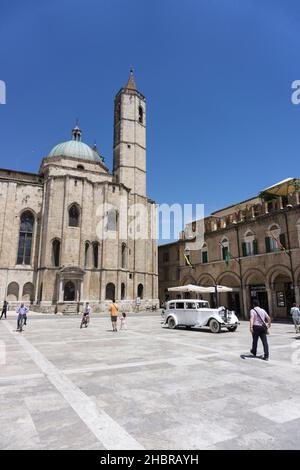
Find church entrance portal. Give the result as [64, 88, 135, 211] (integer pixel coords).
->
[64, 281, 76, 301]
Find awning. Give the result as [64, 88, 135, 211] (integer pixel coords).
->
[260, 178, 300, 198]
[168, 284, 233, 293]
[203, 285, 233, 293]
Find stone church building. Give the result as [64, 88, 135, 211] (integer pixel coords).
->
[0, 71, 158, 313]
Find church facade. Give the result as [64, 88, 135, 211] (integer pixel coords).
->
[0, 72, 158, 313]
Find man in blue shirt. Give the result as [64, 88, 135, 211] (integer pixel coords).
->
[290, 303, 300, 333]
[16, 303, 29, 331]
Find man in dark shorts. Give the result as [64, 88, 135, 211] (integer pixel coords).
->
[109, 299, 119, 332]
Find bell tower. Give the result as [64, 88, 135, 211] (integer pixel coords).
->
[113, 69, 146, 196]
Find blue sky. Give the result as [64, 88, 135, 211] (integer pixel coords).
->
[1, 0, 300, 227]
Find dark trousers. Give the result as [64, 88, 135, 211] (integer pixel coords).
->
[0, 309, 7, 319]
[251, 325, 269, 358]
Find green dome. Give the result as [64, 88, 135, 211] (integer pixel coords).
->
[48, 127, 103, 163]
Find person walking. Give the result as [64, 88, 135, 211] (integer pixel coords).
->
[120, 312, 127, 330]
[109, 299, 119, 332]
[135, 296, 141, 313]
[80, 302, 91, 328]
[16, 303, 29, 331]
[0, 300, 8, 319]
[250, 299, 271, 361]
[290, 303, 300, 333]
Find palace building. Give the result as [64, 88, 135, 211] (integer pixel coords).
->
[159, 179, 300, 318]
[0, 71, 158, 313]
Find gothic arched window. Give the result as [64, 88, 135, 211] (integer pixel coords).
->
[121, 243, 127, 268]
[69, 204, 80, 227]
[106, 283, 115, 301]
[84, 242, 90, 268]
[93, 242, 99, 268]
[138, 106, 143, 124]
[52, 239, 61, 267]
[121, 283, 125, 300]
[17, 211, 34, 265]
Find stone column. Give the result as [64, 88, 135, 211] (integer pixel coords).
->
[266, 287, 273, 318]
[242, 286, 249, 319]
[295, 285, 300, 306]
[279, 197, 284, 210]
[80, 280, 84, 302]
[59, 279, 64, 302]
[264, 201, 269, 215]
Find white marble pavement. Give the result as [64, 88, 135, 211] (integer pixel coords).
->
[0, 312, 300, 450]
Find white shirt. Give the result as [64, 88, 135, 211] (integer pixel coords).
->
[84, 305, 91, 315]
[291, 307, 300, 318]
[250, 307, 270, 326]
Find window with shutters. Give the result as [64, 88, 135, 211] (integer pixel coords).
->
[242, 231, 257, 256]
[267, 224, 281, 252]
[220, 238, 229, 260]
[201, 243, 208, 263]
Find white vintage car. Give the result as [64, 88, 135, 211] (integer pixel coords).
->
[162, 299, 239, 333]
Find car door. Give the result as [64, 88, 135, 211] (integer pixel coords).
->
[199, 307, 214, 326]
[185, 302, 198, 325]
[175, 301, 185, 325]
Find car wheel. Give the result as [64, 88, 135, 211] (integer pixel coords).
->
[227, 326, 238, 332]
[167, 317, 177, 329]
[209, 319, 221, 333]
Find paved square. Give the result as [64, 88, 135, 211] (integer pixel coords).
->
[1, 312, 300, 450]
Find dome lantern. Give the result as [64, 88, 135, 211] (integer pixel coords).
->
[72, 125, 82, 142]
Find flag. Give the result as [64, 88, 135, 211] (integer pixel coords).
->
[270, 232, 289, 255]
[184, 253, 194, 269]
[219, 242, 240, 268]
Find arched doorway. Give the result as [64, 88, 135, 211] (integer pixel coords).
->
[244, 270, 268, 313]
[271, 271, 294, 317]
[22, 282, 35, 303]
[7, 282, 19, 302]
[217, 272, 241, 315]
[64, 281, 76, 301]
[197, 274, 216, 307]
[137, 283, 144, 299]
[106, 283, 115, 301]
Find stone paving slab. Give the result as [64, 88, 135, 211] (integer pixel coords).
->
[0, 313, 300, 450]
